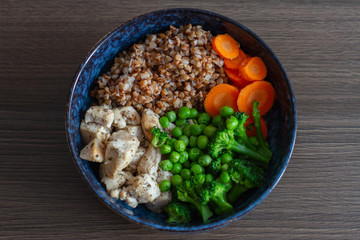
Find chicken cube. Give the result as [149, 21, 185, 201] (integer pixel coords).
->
[126, 174, 160, 204]
[113, 106, 141, 129]
[156, 168, 173, 184]
[123, 147, 146, 174]
[100, 130, 140, 178]
[85, 106, 114, 129]
[100, 170, 133, 192]
[137, 146, 162, 179]
[146, 191, 172, 213]
[141, 109, 162, 141]
[123, 125, 145, 143]
[79, 138, 105, 163]
[80, 120, 110, 144]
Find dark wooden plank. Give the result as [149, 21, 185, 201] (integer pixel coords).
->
[0, 0, 359, 239]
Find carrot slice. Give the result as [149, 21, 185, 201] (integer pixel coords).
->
[238, 57, 267, 81]
[224, 67, 252, 88]
[212, 34, 240, 60]
[244, 116, 268, 139]
[223, 49, 247, 69]
[204, 84, 240, 117]
[237, 81, 275, 116]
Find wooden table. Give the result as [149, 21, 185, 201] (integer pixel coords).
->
[1, 1, 359, 239]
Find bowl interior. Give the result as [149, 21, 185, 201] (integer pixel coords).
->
[66, 8, 296, 232]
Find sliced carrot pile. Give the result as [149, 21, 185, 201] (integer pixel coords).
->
[244, 116, 268, 139]
[238, 57, 267, 81]
[237, 81, 275, 116]
[224, 67, 252, 88]
[204, 84, 240, 117]
[223, 49, 247, 69]
[212, 34, 240, 60]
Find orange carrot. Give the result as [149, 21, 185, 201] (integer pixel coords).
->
[238, 57, 267, 81]
[224, 67, 252, 88]
[237, 81, 275, 116]
[204, 84, 240, 117]
[212, 34, 240, 60]
[223, 49, 247, 69]
[244, 116, 268, 139]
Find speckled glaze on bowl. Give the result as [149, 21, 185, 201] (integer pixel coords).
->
[66, 8, 296, 232]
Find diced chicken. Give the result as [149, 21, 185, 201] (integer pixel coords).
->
[123, 147, 146, 174]
[126, 174, 160, 204]
[137, 146, 161, 179]
[79, 138, 105, 163]
[85, 106, 114, 129]
[110, 189, 120, 199]
[146, 191, 172, 213]
[123, 125, 145, 143]
[141, 109, 161, 141]
[100, 130, 140, 178]
[119, 188, 139, 208]
[113, 106, 141, 129]
[100, 171, 133, 192]
[80, 120, 110, 144]
[156, 168, 173, 184]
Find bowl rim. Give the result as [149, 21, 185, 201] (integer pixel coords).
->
[65, 7, 297, 232]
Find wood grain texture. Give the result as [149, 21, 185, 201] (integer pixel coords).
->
[0, 0, 359, 239]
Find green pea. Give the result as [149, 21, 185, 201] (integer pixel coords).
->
[197, 135, 209, 150]
[166, 138, 176, 148]
[198, 154, 212, 167]
[221, 163, 229, 172]
[166, 111, 177, 122]
[183, 124, 192, 137]
[179, 151, 189, 164]
[159, 180, 171, 192]
[179, 135, 189, 146]
[189, 108, 199, 119]
[220, 106, 234, 117]
[212, 115, 223, 128]
[172, 127, 182, 138]
[203, 125, 217, 138]
[171, 163, 183, 174]
[189, 136, 198, 148]
[175, 118, 187, 127]
[197, 112, 211, 125]
[188, 148, 203, 161]
[191, 164, 204, 175]
[159, 160, 173, 171]
[180, 168, 192, 180]
[221, 153, 233, 164]
[159, 116, 170, 128]
[226, 116, 239, 130]
[174, 140, 186, 152]
[171, 175, 183, 186]
[160, 144, 172, 154]
[219, 171, 230, 183]
[190, 124, 202, 136]
[205, 174, 214, 183]
[178, 106, 191, 119]
[170, 151, 180, 163]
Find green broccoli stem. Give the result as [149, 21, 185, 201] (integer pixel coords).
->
[212, 195, 233, 215]
[229, 141, 270, 166]
[227, 184, 248, 204]
[188, 198, 213, 222]
[237, 123, 256, 150]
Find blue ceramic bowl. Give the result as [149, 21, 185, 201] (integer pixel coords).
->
[66, 8, 296, 232]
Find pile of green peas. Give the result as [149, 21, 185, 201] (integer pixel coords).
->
[157, 105, 237, 193]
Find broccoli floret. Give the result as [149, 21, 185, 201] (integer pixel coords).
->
[150, 126, 169, 147]
[233, 112, 256, 150]
[191, 173, 206, 191]
[199, 181, 233, 215]
[206, 157, 221, 176]
[165, 201, 192, 224]
[227, 159, 266, 204]
[176, 180, 213, 222]
[209, 128, 271, 166]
